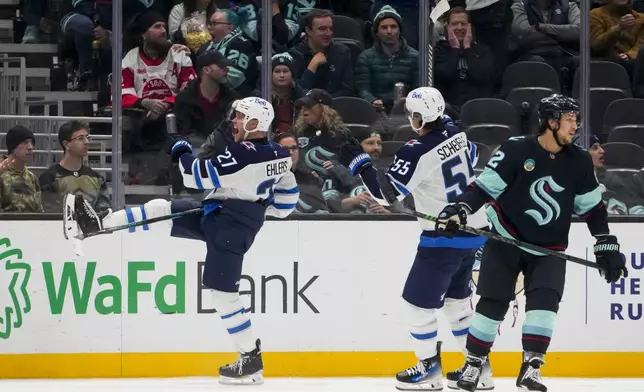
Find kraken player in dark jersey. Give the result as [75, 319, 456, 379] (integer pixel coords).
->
[436, 95, 628, 392]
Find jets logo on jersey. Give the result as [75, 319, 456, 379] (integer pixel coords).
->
[405, 139, 421, 147]
[525, 176, 565, 226]
[241, 141, 257, 151]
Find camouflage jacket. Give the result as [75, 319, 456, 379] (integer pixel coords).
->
[0, 163, 44, 213]
[39, 163, 111, 213]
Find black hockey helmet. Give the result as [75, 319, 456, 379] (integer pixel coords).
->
[537, 94, 581, 129]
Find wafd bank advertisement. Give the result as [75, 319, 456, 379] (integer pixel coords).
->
[0, 221, 642, 378]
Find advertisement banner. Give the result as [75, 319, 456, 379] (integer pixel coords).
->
[0, 221, 641, 378]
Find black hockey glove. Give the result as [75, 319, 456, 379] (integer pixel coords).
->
[594, 235, 628, 283]
[167, 135, 192, 163]
[339, 138, 373, 176]
[435, 203, 468, 238]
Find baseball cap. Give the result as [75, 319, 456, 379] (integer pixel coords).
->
[196, 51, 234, 74]
[296, 89, 333, 108]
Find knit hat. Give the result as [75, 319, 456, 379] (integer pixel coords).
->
[132, 11, 166, 35]
[272, 53, 295, 74]
[352, 128, 382, 144]
[373, 5, 403, 32]
[5, 125, 35, 154]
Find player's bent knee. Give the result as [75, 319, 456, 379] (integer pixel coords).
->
[525, 288, 561, 313]
[210, 289, 243, 314]
[443, 297, 473, 322]
[476, 297, 510, 320]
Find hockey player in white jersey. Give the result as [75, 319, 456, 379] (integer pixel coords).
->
[63, 97, 298, 385]
[339, 87, 494, 391]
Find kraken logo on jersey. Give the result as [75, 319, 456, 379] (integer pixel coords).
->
[525, 176, 565, 226]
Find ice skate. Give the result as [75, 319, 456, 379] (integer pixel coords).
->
[395, 341, 444, 391]
[63, 193, 104, 240]
[447, 358, 494, 390]
[455, 355, 486, 392]
[219, 338, 264, 385]
[516, 356, 547, 392]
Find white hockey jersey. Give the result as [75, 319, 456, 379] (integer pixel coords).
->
[121, 47, 196, 108]
[177, 138, 299, 218]
[357, 127, 488, 244]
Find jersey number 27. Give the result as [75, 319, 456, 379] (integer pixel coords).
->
[442, 155, 474, 202]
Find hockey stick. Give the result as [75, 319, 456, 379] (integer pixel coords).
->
[78, 207, 205, 240]
[391, 204, 602, 270]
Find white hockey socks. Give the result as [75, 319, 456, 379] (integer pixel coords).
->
[211, 290, 257, 353]
[443, 297, 474, 353]
[406, 302, 439, 360]
[102, 199, 172, 232]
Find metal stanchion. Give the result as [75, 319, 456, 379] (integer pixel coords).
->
[579, 0, 590, 148]
[111, 0, 124, 209]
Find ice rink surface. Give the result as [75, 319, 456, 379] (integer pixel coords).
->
[0, 378, 640, 392]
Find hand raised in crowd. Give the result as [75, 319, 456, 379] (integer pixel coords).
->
[142, 99, 170, 120]
[0, 156, 16, 174]
[94, 26, 109, 41]
[308, 52, 327, 72]
[171, 44, 191, 54]
[447, 25, 460, 49]
[619, 14, 636, 30]
[372, 99, 384, 109]
[463, 24, 472, 50]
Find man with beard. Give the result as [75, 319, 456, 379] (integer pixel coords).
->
[591, 0, 644, 75]
[355, 5, 419, 113]
[0, 126, 43, 213]
[121, 11, 196, 118]
[198, 9, 259, 96]
[434, 6, 495, 112]
[174, 51, 239, 147]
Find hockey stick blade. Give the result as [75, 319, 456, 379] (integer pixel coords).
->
[392, 204, 602, 271]
[77, 207, 204, 240]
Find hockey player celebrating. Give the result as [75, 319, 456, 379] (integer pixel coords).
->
[339, 87, 494, 391]
[435, 94, 628, 392]
[63, 97, 298, 385]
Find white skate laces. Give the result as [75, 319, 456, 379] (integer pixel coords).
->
[523, 359, 545, 384]
[461, 358, 483, 383]
[405, 361, 427, 376]
[227, 354, 251, 375]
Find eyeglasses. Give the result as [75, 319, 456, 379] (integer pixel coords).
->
[282, 145, 298, 152]
[69, 135, 91, 142]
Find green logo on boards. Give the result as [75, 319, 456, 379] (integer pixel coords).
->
[0, 238, 32, 339]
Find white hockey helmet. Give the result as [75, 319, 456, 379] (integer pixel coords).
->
[232, 96, 275, 138]
[405, 87, 446, 132]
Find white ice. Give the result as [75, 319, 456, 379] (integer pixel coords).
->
[0, 378, 640, 392]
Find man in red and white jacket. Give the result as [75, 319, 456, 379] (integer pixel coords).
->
[121, 11, 196, 120]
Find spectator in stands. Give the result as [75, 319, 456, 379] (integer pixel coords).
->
[21, 0, 46, 43]
[434, 7, 495, 112]
[511, 0, 581, 92]
[590, 0, 644, 75]
[235, 0, 306, 51]
[198, 9, 259, 96]
[289, 9, 355, 97]
[60, 0, 113, 90]
[121, 11, 196, 151]
[275, 131, 332, 214]
[169, 0, 216, 41]
[355, 6, 419, 114]
[465, 0, 514, 82]
[269, 53, 306, 135]
[174, 51, 239, 147]
[0, 126, 43, 213]
[39, 121, 110, 213]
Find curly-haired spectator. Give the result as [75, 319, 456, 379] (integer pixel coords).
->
[355, 5, 419, 113]
[39, 121, 110, 213]
[591, 0, 644, 75]
[174, 51, 239, 147]
[289, 9, 355, 97]
[434, 7, 495, 112]
[198, 9, 259, 96]
[269, 53, 307, 135]
[0, 126, 42, 213]
[275, 131, 332, 214]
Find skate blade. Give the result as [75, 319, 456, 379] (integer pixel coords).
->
[447, 379, 495, 390]
[395, 379, 443, 391]
[219, 371, 264, 385]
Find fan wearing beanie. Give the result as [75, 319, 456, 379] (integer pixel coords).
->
[122, 11, 197, 119]
[269, 53, 306, 135]
[0, 125, 43, 212]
